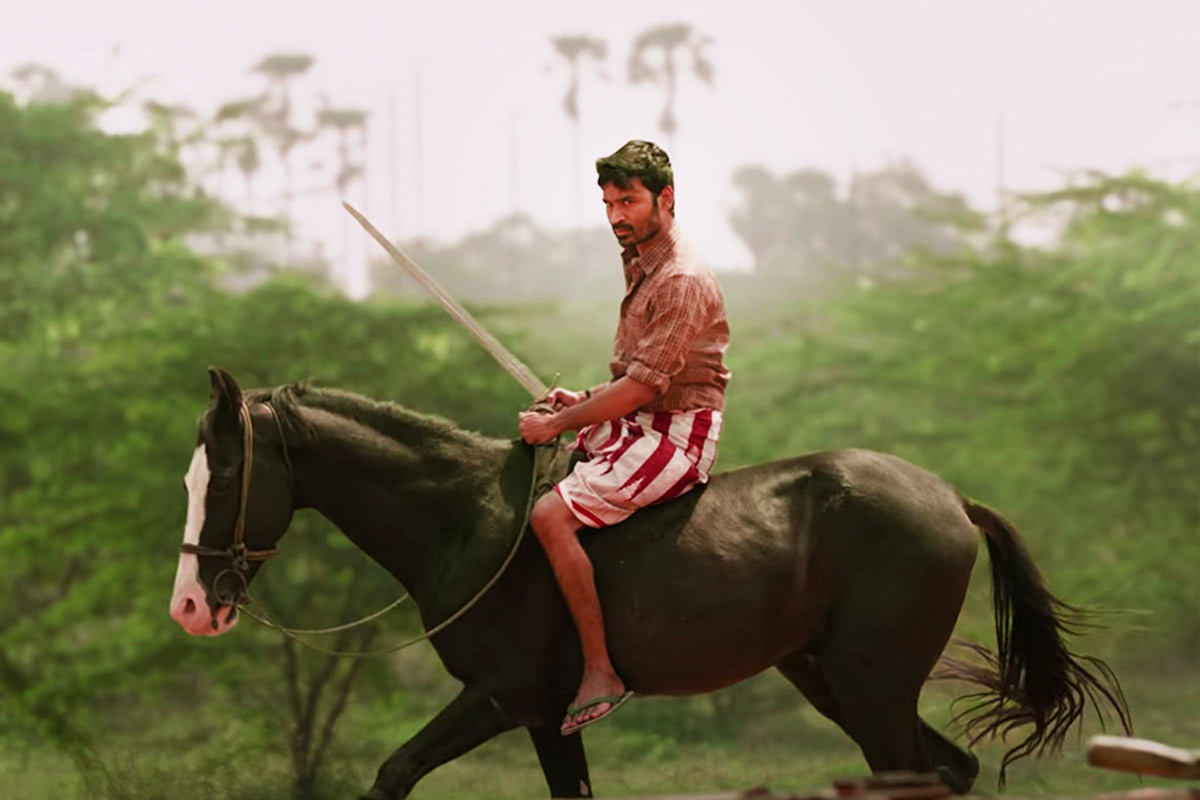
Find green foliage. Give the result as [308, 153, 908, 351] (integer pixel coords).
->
[0, 270, 530, 783]
[720, 172, 1199, 659]
[0, 90, 219, 342]
[0, 84, 527, 798]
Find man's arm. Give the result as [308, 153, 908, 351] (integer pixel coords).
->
[543, 380, 613, 408]
[519, 376, 655, 445]
[556, 376, 655, 431]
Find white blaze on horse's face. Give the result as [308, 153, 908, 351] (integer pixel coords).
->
[170, 445, 238, 636]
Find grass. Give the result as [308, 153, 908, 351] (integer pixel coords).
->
[4, 663, 1195, 800]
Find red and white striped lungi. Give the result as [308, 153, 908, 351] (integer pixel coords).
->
[555, 408, 722, 528]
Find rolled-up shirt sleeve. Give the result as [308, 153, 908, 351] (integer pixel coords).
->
[625, 274, 710, 394]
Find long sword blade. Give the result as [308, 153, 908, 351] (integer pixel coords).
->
[343, 201, 549, 398]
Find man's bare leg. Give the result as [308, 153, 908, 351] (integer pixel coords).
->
[530, 491, 627, 732]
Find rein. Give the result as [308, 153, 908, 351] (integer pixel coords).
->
[183, 398, 560, 657]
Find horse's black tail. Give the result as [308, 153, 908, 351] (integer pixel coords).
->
[938, 500, 1132, 786]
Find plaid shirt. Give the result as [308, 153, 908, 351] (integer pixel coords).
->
[610, 224, 731, 413]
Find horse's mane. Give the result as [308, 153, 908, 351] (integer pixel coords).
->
[246, 382, 498, 454]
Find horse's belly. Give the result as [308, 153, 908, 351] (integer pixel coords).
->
[600, 574, 819, 696]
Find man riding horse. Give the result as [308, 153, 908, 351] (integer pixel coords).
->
[169, 142, 1131, 800]
[518, 139, 731, 735]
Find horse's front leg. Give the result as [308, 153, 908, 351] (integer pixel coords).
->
[528, 725, 594, 798]
[362, 684, 517, 800]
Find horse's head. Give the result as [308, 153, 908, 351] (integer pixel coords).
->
[170, 367, 295, 636]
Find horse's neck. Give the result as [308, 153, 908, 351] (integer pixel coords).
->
[289, 404, 507, 604]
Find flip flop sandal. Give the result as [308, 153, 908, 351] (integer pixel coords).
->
[560, 691, 634, 736]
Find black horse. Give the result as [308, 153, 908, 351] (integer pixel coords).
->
[169, 368, 1130, 799]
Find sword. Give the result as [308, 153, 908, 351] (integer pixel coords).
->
[343, 201, 550, 399]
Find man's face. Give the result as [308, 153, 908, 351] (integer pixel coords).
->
[602, 179, 671, 248]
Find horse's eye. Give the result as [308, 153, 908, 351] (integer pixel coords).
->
[210, 476, 234, 495]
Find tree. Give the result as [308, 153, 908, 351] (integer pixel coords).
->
[316, 104, 370, 292]
[729, 161, 983, 287]
[252, 53, 316, 256]
[9, 62, 79, 103]
[720, 172, 1199, 656]
[0, 82, 528, 798]
[627, 23, 714, 149]
[730, 165, 847, 278]
[549, 34, 608, 233]
[213, 95, 268, 214]
[369, 213, 622, 305]
[0, 90, 219, 342]
[143, 100, 202, 157]
[0, 84, 223, 796]
[315, 107, 369, 200]
[848, 160, 983, 271]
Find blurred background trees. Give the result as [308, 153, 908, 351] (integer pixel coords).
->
[729, 161, 985, 287]
[628, 23, 715, 150]
[0, 75, 527, 799]
[549, 34, 608, 238]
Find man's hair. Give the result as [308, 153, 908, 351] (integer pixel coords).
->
[596, 140, 675, 214]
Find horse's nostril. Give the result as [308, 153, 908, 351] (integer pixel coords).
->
[183, 598, 197, 616]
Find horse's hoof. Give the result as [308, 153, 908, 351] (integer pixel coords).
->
[937, 761, 978, 795]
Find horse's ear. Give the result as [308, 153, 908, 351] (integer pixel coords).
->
[207, 366, 243, 430]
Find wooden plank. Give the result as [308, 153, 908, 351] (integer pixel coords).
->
[569, 788, 1199, 800]
[583, 792, 1199, 800]
[1088, 735, 1200, 780]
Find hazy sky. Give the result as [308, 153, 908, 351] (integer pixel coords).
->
[4, 0, 1197, 284]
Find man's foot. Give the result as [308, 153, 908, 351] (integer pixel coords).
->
[561, 689, 634, 736]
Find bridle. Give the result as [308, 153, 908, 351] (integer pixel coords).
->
[178, 396, 560, 656]
[180, 400, 289, 606]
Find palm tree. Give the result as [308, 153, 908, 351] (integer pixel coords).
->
[10, 63, 73, 102]
[252, 53, 316, 257]
[549, 35, 608, 234]
[627, 23, 714, 150]
[316, 105, 371, 295]
[143, 100, 205, 179]
[213, 96, 267, 215]
[317, 108, 369, 197]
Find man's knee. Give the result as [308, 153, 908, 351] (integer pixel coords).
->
[530, 490, 578, 542]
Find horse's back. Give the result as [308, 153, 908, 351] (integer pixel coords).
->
[584, 447, 977, 593]
[589, 447, 973, 553]
[795, 447, 979, 562]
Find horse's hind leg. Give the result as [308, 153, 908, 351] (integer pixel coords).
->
[918, 718, 978, 793]
[775, 651, 840, 723]
[775, 649, 926, 775]
[776, 574, 978, 793]
[527, 725, 593, 798]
